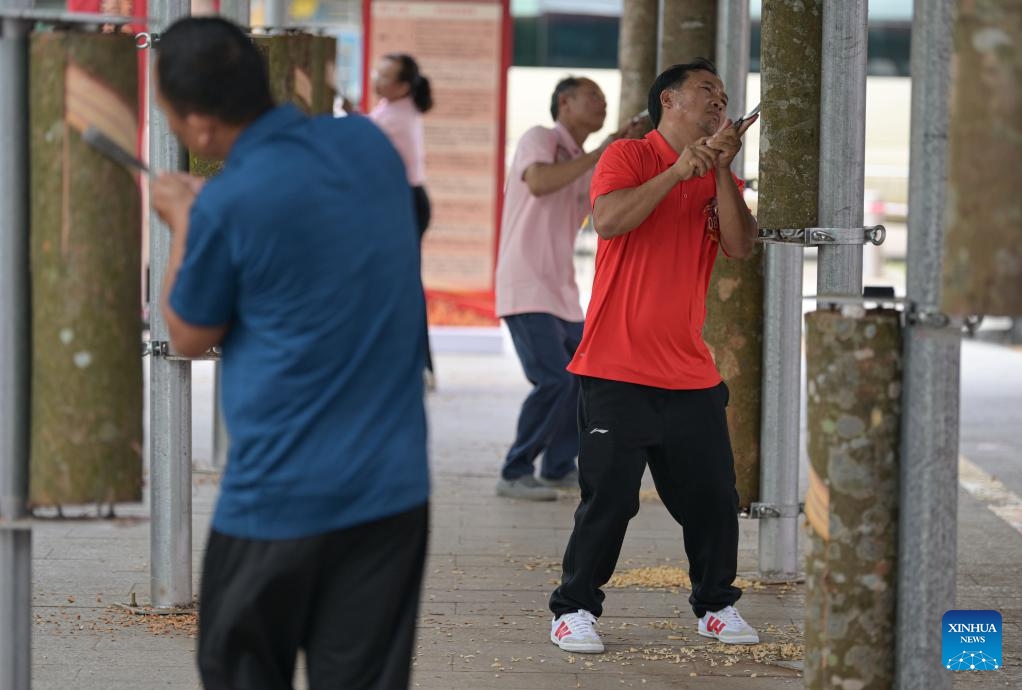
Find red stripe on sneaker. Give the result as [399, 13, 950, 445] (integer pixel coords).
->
[707, 616, 726, 635]
[555, 621, 570, 640]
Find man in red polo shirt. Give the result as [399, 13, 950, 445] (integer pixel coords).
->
[548, 59, 761, 652]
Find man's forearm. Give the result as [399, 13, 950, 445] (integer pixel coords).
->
[592, 167, 681, 239]
[524, 150, 600, 196]
[715, 169, 758, 258]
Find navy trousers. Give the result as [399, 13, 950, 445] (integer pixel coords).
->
[501, 313, 584, 481]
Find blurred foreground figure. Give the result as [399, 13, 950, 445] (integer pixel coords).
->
[151, 17, 429, 690]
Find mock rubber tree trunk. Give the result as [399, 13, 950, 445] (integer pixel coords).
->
[942, 1, 1022, 316]
[658, 0, 717, 68]
[192, 33, 337, 176]
[29, 32, 143, 506]
[665, 0, 764, 507]
[254, 33, 336, 115]
[618, 0, 658, 127]
[804, 308, 901, 689]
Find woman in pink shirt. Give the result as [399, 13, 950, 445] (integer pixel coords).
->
[369, 53, 433, 237]
[369, 53, 436, 384]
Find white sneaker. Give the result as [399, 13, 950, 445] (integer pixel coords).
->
[698, 606, 760, 644]
[550, 610, 605, 653]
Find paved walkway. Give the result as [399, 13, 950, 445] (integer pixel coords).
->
[28, 341, 1022, 689]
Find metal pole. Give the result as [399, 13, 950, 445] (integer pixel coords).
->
[758, 247, 802, 579]
[149, 0, 193, 609]
[817, 0, 867, 296]
[0, 525, 31, 690]
[211, 366, 228, 469]
[264, 0, 287, 30]
[220, 0, 250, 27]
[896, 0, 958, 687]
[715, 0, 748, 179]
[0, 0, 32, 685]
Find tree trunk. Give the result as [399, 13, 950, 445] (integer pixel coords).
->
[703, 246, 762, 509]
[668, 0, 763, 508]
[942, 1, 1022, 316]
[618, 0, 659, 127]
[193, 34, 337, 176]
[658, 0, 717, 69]
[29, 32, 143, 506]
[254, 33, 336, 116]
[804, 308, 901, 689]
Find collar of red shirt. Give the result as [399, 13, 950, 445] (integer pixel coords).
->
[647, 129, 681, 167]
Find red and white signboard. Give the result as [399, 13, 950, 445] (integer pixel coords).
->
[364, 0, 511, 326]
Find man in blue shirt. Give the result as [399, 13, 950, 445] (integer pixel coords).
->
[150, 17, 429, 690]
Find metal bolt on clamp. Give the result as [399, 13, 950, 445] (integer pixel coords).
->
[143, 340, 220, 361]
[747, 502, 805, 519]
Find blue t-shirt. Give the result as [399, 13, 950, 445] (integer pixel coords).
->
[170, 105, 429, 540]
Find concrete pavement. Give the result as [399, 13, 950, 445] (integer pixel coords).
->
[27, 338, 1022, 689]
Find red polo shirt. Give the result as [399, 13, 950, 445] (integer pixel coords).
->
[567, 130, 745, 390]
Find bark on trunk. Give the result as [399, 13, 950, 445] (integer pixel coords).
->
[942, 1, 1022, 316]
[658, 0, 717, 68]
[618, 0, 659, 127]
[804, 308, 901, 689]
[29, 32, 143, 506]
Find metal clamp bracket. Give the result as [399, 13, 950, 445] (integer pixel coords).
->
[143, 340, 220, 361]
[135, 32, 158, 48]
[906, 305, 951, 328]
[758, 224, 886, 247]
[905, 308, 984, 335]
[748, 502, 804, 519]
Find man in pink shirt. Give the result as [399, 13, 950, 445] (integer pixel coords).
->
[494, 77, 640, 500]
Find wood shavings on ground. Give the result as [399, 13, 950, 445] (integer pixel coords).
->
[695, 641, 804, 664]
[106, 606, 198, 637]
[607, 566, 769, 591]
[33, 605, 198, 640]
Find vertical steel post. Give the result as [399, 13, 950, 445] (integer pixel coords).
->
[756, 0, 821, 580]
[220, 0, 251, 27]
[0, 525, 31, 690]
[758, 247, 803, 579]
[264, 0, 287, 30]
[715, 0, 748, 179]
[0, 1, 32, 686]
[149, 0, 193, 609]
[817, 0, 867, 297]
[896, 1, 958, 687]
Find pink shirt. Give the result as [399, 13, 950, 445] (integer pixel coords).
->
[369, 97, 426, 186]
[494, 123, 592, 322]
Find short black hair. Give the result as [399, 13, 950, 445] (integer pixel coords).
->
[647, 58, 718, 128]
[156, 17, 274, 124]
[384, 53, 433, 113]
[550, 77, 582, 121]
